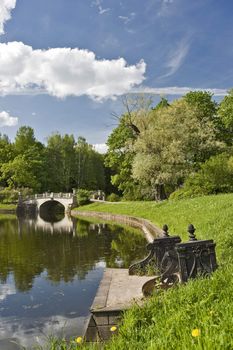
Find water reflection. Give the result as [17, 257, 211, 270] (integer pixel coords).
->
[0, 212, 147, 349]
[18, 214, 77, 235]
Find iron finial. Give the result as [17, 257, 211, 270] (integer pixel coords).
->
[188, 224, 197, 241]
[162, 224, 169, 237]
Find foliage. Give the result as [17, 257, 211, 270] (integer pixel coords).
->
[106, 193, 121, 202]
[132, 99, 223, 199]
[0, 187, 18, 203]
[217, 88, 233, 144]
[75, 137, 105, 191]
[105, 114, 136, 197]
[76, 189, 91, 206]
[106, 93, 227, 201]
[184, 90, 217, 122]
[170, 152, 233, 199]
[71, 194, 233, 349]
[45, 133, 76, 192]
[0, 155, 41, 190]
[0, 126, 106, 196]
[152, 96, 170, 110]
[14, 126, 38, 154]
[0, 134, 15, 187]
[105, 95, 157, 200]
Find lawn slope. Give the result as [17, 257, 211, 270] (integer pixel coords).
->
[74, 194, 233, 350]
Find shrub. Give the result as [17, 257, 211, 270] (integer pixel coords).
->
[170, 152, 233, 199]
[76, 189, 91, 206]
[0, 187, 33, 204]
[106, 193, 121, 202]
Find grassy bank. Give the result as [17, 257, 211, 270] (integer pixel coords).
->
[75, 194, 233, 255]
[70, 194, 233, 349]
[0, 203, 16, 212]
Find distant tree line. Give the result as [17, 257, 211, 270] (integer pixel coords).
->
[2, 89, 233, 203]
[0, 127, 106, 199]
[105, 89, 233, 200]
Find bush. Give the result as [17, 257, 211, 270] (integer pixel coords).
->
[0, 187, 33, 204]
[170, 152, 233, 200]
[106, 193, 121, 202]
[76, 189, 91, 206]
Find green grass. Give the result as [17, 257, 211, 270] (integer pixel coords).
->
[0, 203, 16, 211]
[48, 194, 233, 349]
[74, 194, 233, 257]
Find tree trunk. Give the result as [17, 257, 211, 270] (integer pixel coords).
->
[154, 184, 167, 201]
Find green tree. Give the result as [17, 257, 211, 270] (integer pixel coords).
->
[217, 89, 233, 144]
[171, 152, 233, 199]
[14, 126, 37, 154]
[152, 97, 170, 111]
[74, 137, 105, 190]
[105, 95, 155, 199]
[0, 154, 40, 190]
[132, 99, 223, 199]
[45, 133, 76, 192]
[184, 91, 217, 122]
[0, 127, 45, 192]
[0, 134, 15, 187]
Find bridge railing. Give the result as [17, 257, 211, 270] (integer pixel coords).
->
[34, 192, 73, 199]
[21, 192, 73, 201]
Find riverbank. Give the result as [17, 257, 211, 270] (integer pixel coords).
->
[0, 203, 16, 214]
[71, 209, 164, 243]
[69, 194, 233, 349]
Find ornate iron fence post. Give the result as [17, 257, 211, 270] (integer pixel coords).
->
[129, 224, 181, 275]
[175, 224, 218, 283]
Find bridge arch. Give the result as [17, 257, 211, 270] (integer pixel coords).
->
[17, 192, 77, 215]
[39, 200, 65, 221]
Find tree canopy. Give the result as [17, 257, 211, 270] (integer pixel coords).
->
[0, 127, 106, 195]
[105, 92, 229, 200]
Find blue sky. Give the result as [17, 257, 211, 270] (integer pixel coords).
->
[0, 0, 232, 151]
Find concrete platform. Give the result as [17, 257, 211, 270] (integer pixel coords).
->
[85, 268, 154, 341]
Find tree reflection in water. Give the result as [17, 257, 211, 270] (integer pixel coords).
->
[0, 214, 147, 292]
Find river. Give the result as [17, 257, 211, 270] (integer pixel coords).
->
[0, 212, 147, 349]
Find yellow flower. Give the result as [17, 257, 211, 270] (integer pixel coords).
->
[192, 328, 201, 337]
[75, 336, 83, 344]
[110, 326, 117, 332]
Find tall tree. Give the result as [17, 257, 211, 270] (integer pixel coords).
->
[74, 137, 105, 190]
[184, 91, 217, 122]
[132, 99, 224, 199]
[45, 133, 73, 192]
[105, 95, 154, 199]
[0, 134, 15, 187]
[217, 89, 233, 144]
[14, 126, 37, 154]
[0, 127, 45, 191]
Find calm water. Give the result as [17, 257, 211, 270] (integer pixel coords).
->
[0, 213, 147, 349]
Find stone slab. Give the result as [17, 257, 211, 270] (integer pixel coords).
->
[91, 268, 154, 312]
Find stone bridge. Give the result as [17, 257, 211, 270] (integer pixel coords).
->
[17, 192, 77, 214]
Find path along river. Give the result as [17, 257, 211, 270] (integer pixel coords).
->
[0, 212, 147, 349]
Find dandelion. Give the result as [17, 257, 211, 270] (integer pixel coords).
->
[110, 326, 117, 332]
[192, 328, 201, 337]
[75, 336, 83, 344]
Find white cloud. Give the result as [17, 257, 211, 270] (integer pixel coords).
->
[0, 0, 16, 34]
[0, 110, 18, 126]
[157, 0, 174, 17]
[163, 38, 190, 78]
[132, 86, 228, 96]
[92, 0, 110, 15]
[118, 12, 135, 25]
[0, 282, 16, 300]
[0, 41, 146, 100]
[93, 143, 108, 154]
[0, 314, 88, 348]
